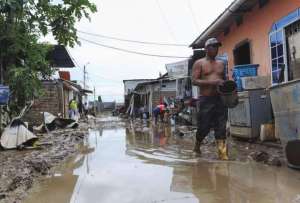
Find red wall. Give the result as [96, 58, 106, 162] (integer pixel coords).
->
[217, 0, 300, 78]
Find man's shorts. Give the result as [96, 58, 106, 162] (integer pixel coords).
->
[196, 96, 228, 140]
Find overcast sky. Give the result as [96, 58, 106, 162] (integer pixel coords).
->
[55, 0, 233, 102]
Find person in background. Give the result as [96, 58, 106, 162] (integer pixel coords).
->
[139, 105, 145, 119]
[78, 99, 83, 118]
[192, 37, 228, 160]
[163, 108, 170, 123]
[152, 103, 167, 124]
[69, 97, 78, 120]
[84, 102, 89, 117]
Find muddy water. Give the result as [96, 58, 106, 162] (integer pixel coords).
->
[24, 122, 300, 203]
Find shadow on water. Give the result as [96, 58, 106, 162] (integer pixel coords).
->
[24, 120, 300, 203]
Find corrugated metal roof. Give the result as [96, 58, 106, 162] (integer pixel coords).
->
[134, 78, 176, 91]
[48, 45, 75, 68]
[122, 79, 156, 83]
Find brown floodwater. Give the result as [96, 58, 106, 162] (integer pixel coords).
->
[24, 121, 300, 203]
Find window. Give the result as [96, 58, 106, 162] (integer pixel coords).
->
[233, 41, 251, 65]
[269, 8, 300, 84]
[270, 30, 285, 84]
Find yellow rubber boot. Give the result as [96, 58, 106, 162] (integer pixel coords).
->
[217, 140, 229, 160]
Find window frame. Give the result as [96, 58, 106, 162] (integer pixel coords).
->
[269, 8, 300, 85]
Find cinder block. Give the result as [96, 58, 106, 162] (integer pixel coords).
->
[241, 76, 271, 90]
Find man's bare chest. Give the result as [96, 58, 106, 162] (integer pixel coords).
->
[201, 64, 224, 77]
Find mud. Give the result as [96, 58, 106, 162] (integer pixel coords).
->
[1, 115, 297, 203]
[0, 120, 93, 203]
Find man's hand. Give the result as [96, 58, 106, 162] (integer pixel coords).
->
[214, 79, 225, 86]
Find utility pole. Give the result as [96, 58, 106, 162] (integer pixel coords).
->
[83, 65, 87, 90]
[94, 86, 96, 116]
[0, 59, 2, 133]
[83, 62, 89, 104]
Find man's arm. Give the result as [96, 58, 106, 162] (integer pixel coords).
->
[218, 60, 228, 80]
[191, 60, 223, 86]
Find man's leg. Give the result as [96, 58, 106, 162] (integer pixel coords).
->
[194, 100, 214, 154]
[214, 100, 228, 160]
[154, 113, 158, 124]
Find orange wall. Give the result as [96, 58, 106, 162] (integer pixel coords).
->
[217, 0, 300, 78]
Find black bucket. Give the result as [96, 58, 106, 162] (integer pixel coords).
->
[218, 80, 239, 108]
[286, 140, 300, 170]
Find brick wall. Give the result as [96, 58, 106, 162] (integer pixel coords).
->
[24, 81, 64, 126]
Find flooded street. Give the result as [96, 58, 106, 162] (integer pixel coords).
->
[24, 117, 300, 203]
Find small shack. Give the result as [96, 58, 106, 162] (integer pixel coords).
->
[127, 74, 176, 117]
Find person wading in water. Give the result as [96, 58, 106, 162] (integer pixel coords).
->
[192, 38, 229, 160]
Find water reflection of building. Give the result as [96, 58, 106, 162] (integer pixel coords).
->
[169, 163, 230, 203]
[126, 125, 300, 203]
[171, 162, 300, 203]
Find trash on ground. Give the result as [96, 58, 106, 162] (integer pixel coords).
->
[260, 123, 276, 141]
[1, 119, 38, 150]
[33, 112, 78, 133]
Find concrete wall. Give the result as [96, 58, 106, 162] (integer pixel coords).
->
[161, 80, 176, 92]
[217, 0, 300, 78]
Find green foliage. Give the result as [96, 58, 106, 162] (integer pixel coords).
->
[0, 0, 97, 112]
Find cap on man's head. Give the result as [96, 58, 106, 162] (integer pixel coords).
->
[205, 38, 222, 48]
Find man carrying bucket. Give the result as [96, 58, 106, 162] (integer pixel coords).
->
[192, 38, 229, 160]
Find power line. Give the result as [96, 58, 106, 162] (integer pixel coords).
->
[78, 37, 189, 59]
[155, 0, 178, 43]
[187, 0, 200, 33]
[78, 30, 188, 47]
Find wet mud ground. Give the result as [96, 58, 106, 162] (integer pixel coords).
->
[0, 121, 93, 203]
[2, 115, 300, 203]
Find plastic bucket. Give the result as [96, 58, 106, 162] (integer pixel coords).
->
[218, 80, 239, 108]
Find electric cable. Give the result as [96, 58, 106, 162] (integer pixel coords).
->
[187, 0, 200, 32]
[78, 37, 189, 59]
[155, 0, 178, 43]
[77, 30, 188, 47]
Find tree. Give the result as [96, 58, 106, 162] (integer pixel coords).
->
[0, 0, 97, 112]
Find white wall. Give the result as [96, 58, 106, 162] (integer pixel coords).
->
[161, 80, 176, 92]
[124, 80, 152, 95]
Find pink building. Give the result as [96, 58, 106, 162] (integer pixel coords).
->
[191, 0, 300, 85]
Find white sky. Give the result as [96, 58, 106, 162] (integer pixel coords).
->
[50, 0, 233, 102]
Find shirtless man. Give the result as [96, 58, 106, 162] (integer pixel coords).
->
[192, 38, 228, 160]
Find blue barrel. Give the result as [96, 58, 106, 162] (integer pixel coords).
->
[232, 64, 259, 91]
[0, 85, 10, 105]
